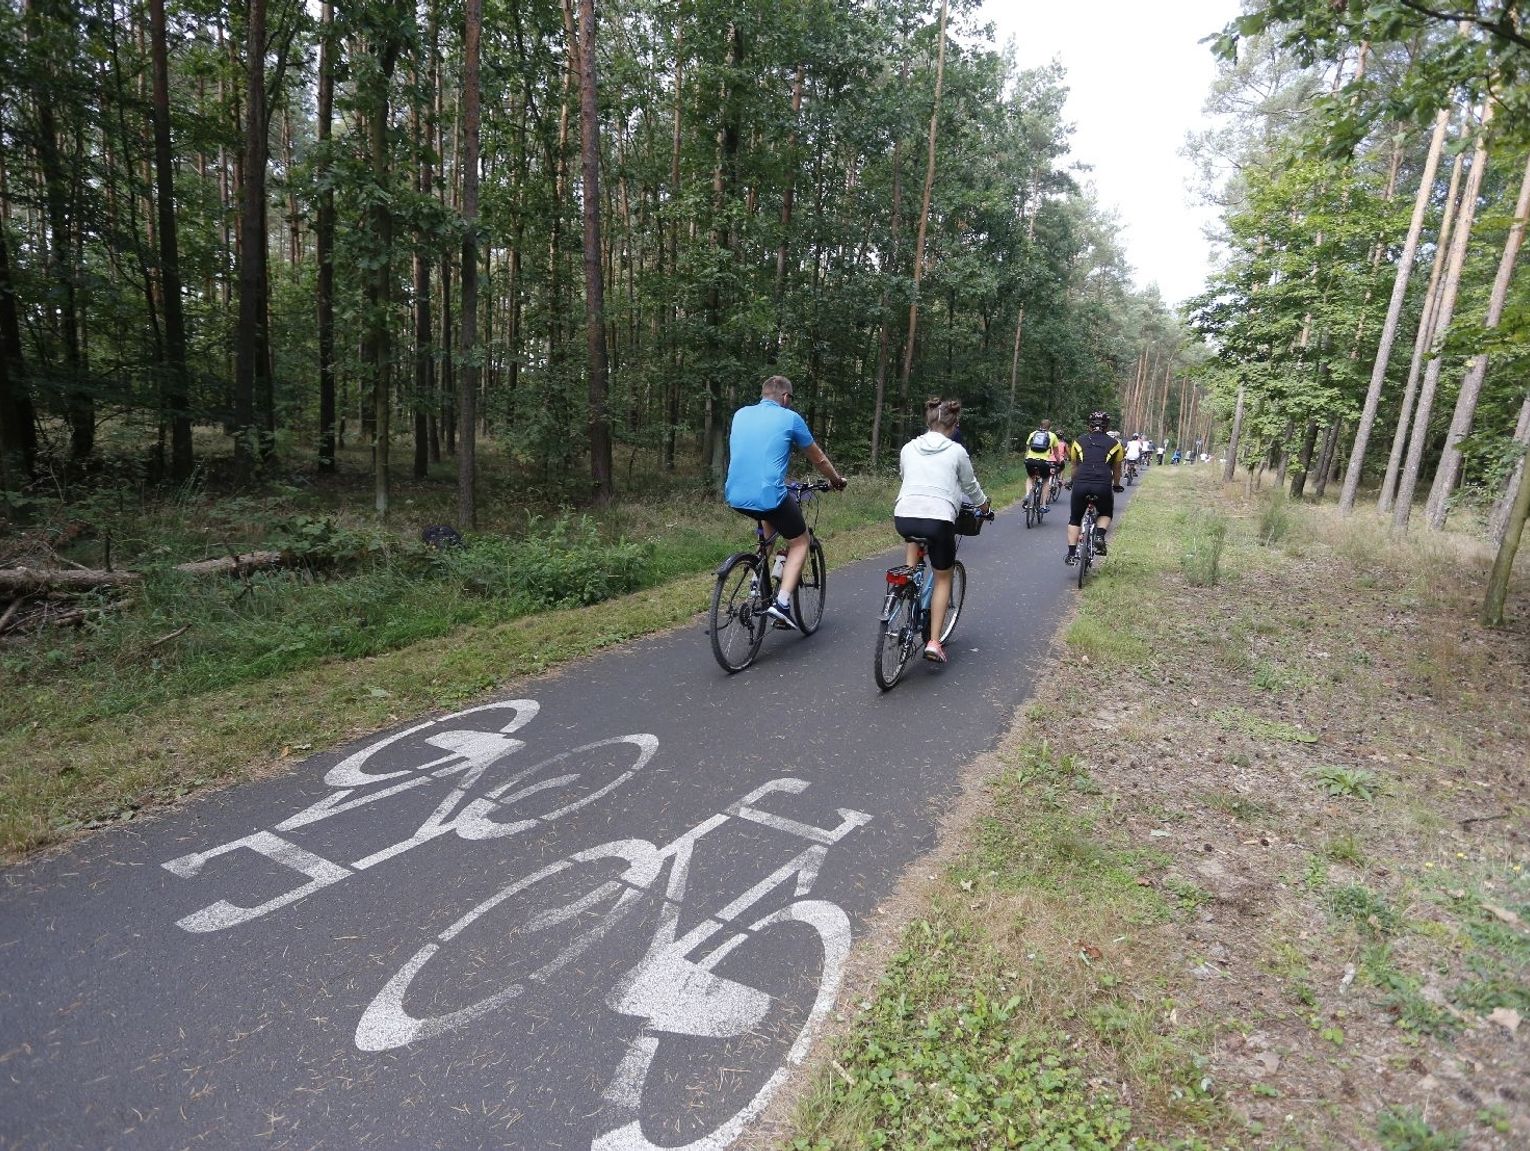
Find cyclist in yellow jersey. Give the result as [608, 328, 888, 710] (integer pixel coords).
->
[1064, 410, 1125, 564]
[1022, 419, 1061, 516]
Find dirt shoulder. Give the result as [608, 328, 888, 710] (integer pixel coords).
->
[771, 466, 1528, 1151]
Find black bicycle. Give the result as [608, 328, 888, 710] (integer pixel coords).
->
[1023, 471, 1051, 529]
[1075, 495, 1100, 588]
[873, 505, 991, 690]
[708, 481, 831, 673]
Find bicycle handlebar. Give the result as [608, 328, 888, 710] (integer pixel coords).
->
[788, 480, 836, 494]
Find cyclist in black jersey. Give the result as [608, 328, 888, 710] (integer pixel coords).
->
[1064, 410, 1125, 564]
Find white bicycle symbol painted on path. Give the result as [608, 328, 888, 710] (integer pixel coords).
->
[160, 701, 872, 1151]
[162, 700, 657, 932]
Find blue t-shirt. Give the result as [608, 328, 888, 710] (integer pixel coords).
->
[725, 399, 814, 511]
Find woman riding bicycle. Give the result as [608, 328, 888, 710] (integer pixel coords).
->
[1064, 410, 1124, 565]
[894, 398, 989, 664]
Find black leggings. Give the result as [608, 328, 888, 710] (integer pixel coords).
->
[1069, 485, 1113, 527]
[893, 516, 956, 570]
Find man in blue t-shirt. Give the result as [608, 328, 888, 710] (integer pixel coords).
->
[725, 374, 847, 630]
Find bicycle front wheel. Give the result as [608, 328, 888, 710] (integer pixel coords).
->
[938, 560, 966, 644]
[709, 555, 766, 673]
[793, 536, 827, 636]
[873, 593, 916, 690]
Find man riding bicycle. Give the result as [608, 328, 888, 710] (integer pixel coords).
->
[725, 374, 847, 631]
[1023, 419, 1061, 516]
[1124, 433, 1144, 480]
[1064, 411, 1124, 565]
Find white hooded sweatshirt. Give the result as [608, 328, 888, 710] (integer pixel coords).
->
[894, 432, 987, 522]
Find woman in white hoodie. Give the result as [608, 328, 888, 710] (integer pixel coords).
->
[894, 398, 990, 663]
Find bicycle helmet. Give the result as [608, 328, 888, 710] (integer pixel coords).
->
[1087, 410, 1110, 432]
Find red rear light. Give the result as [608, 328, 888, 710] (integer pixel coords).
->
[885, 567, 913, 587]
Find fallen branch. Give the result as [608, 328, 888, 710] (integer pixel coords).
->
[148, 625, 189, 648]
[0, 596, 23, 635]
[1459, 811, 1510, 827]
[0, 551, 286, 595]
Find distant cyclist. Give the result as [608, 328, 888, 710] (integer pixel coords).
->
[1049, 429, 1069, 491]
[1124, 434, 1144, 479]
[1023, 419, 1061, 516]
[725, 374, 847, 630]
[895, 397, 989, 664]
[1064, 410, 1124, 565]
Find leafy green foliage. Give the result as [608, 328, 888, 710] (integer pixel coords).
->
[1375, 1107, 1463, 1151]
[1310, 765, 1382, 800]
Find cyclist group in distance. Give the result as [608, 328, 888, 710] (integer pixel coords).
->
[722, 371, 1139, 670]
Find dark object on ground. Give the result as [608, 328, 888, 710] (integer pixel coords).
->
[421, 525, 465, 550]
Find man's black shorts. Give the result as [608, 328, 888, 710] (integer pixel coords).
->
[1069, 484, 1114, 526]
[732, 495, 806, 541]
[1024, 458, 1053, 481]
[893, 515, 956, 570]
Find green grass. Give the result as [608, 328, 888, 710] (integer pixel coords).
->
[788, 922, 1135, 1151]
[1210, 707, 1320, 744]
[1179, 509, 1228, 587]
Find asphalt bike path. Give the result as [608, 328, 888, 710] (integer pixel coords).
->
[2, 481, 1138, 1150]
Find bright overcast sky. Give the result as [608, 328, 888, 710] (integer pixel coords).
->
[982, 0, 1240, 307]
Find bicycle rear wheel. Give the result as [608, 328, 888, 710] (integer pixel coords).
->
[709, 555, 766, 673]
[938, 560, 966, 643]
[1025, 481, 1037, 529]
[1077, 519, 1092, 589]
[873, 593, 916, 690]
[793, 535, 827, 636]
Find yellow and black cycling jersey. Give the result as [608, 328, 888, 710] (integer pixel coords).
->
[1069, 432, 1124, 485]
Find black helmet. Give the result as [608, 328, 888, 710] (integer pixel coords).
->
[1087, 410, 1110, 431]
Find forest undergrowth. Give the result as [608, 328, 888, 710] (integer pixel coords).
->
[0, 447, 1032, 858]
[771, 466, 1528, 1151]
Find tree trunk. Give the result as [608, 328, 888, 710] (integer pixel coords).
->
[1481, 435, 1530, 627]
[868, 61, 908, 466]
[317, 2, 337, 473]
[25, 0, 90, 462]
[148, 0, 192, 481]
[1394, 106, 1492, 531]
[1489, 394, 1529, 545]
[1312, 422, 1341, 500]
[702, 21, 742, 490]
[232, 0, 267, 483]
[1004, 195, 1039, 452]
[0, 194, 36, 486]
[365, 20, 403, 517]
[458, 0, 481, 528]
[411, 27, 436, 483]
[1338, 106, 1450, 514]
[1289, 417, 1320, 499]
[1425, 150, 1530, 530]
[896, 0, 948, 437]
[1380, 135, 1468, 513]
[771, 61, 805, 355]
[1222, 378, 1246, 482]
[572, 0, 613, 503]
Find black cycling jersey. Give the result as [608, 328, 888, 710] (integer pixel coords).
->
[1070, 432, 1122, 485]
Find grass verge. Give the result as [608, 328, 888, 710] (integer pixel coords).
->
[776, 465, 1529, 1151]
